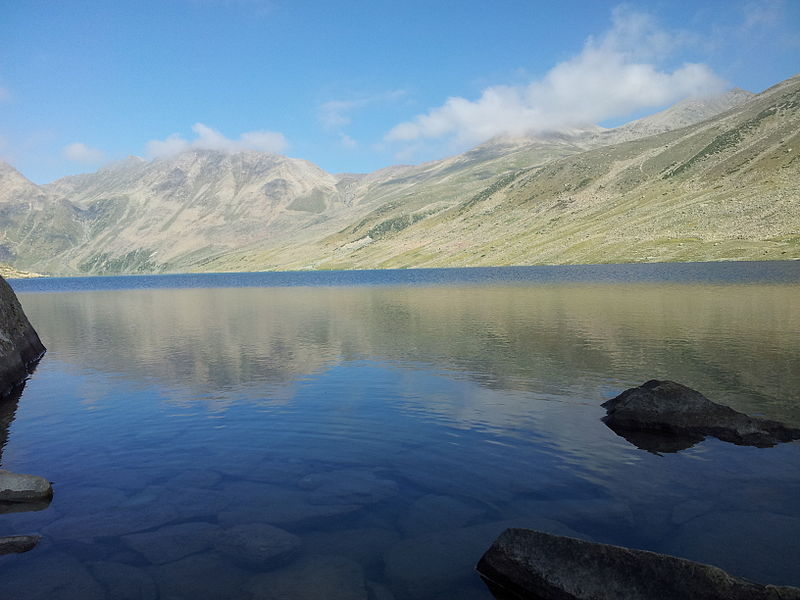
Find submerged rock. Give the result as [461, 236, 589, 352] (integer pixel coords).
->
[0, 553, 106, 600]
[602, 380, 800, 452]
[148, 552, 248, 600]
[217, 480, 362, 528]
[476, 528, 800, 600]
[0, 534, 40, 554]
[87, 561, 158, 600]
[244, 555, 368, 600]
[0, 275, 45, 398]
[399, 494, 486, 537]
[122, 522, 221, 565]
[300, 527, 400, 571]
[298, 468, 399, 506]
[43, 501, 179, 540]
[0, 470, 53, 502]
[214, 522, 301, 567]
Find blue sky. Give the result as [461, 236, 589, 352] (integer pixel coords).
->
[1, 0, 798, 183]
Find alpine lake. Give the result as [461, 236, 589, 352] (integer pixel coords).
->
[2, 261, 799, 599]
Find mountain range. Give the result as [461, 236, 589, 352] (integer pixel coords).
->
[0, 76, 797, 276]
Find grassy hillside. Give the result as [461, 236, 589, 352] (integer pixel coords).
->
[0, 78, 796, 275]
[200, 76, 799, 271]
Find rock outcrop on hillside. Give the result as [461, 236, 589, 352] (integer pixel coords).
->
[0, 275, 45, 397]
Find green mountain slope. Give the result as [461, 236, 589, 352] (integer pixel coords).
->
[0, 78, 795, 275]
[204, 76, 796, 271]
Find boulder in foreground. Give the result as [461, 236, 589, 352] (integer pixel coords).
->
[476, 528, 800, 600]
[601, 380, 800, 452]
[0, 275, 45, 398]
[0, 534, 40, 555]
[0, 470, 53, 502]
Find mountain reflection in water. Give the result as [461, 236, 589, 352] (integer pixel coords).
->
[0, 265, 798, 599]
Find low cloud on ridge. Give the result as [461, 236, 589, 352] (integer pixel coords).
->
[63, 142, 106, 163]
[146, 123, 287, 158]
[386, 7, 727, 146]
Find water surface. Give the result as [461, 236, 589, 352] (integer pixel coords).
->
[2, 262, 800, 599]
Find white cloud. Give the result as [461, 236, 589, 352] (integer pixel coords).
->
[742, 0, 783, 30]
[386, 7, 727, 145]
[146, 123, 287, 158]
[339, 133, 358, 149]
[63, 142, 106, 163]
[318, 90, 407, 131]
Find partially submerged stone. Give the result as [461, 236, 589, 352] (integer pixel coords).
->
[602, 380, 800, 452]
[0, 534, 40, 554]
[0, 470, 53, 502]
[476, 528, 800, 600]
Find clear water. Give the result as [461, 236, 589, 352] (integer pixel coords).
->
[2, 262, 800, 599]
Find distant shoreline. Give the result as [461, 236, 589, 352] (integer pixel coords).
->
[5, 256, 799, 282]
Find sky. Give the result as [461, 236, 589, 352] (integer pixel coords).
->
[1, 0, 798, 184]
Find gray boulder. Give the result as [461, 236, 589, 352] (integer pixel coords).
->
[0, 469, 53, 502]
[476, 528, 800, 600]
[0, 275, 45, 398]
[602, 380, 800, 452]
[0, 534, 40, 554]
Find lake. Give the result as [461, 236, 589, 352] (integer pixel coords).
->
[2, 262, 800, 599]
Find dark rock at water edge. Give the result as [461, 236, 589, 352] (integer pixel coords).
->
[477, 528, 800, 600]
[602, 380, 800, 452]
[0, 470, 53, 502]
[0, 534, 40, 554]
[0, 275, 45, 398]
[384, 517, 585, 599]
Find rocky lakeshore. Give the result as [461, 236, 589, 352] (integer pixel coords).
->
[0, 275, 51, 555]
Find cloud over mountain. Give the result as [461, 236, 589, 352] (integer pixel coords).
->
[63, 142, 106, 163]
[318, 90, 407, 131]
[386, 7, 727, 146]
[146, 123, 287, 158]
